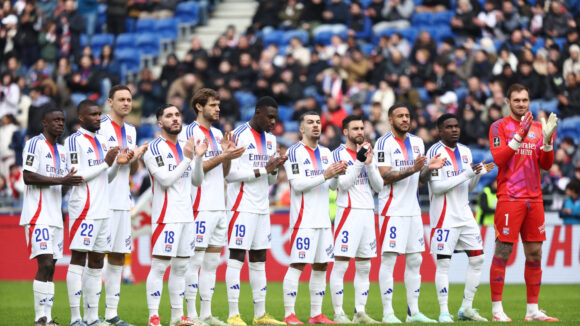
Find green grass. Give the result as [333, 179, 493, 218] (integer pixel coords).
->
[1, 281, 579, 325]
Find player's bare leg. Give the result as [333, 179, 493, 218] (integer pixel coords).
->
[34, 254, 56, 326]
[105, 252, 134, 326]
[523, 242, 558, 321]
[199, 246, 227, 326]
[490, 240, 513, 321]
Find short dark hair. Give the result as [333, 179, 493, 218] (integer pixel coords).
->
[108, 84, 131, 99]
[388, 103, 410, 117]
[437, 113, 458, 128]
[191, 88, 219, 113]
[156, 104, 178, 120]
[506, 83, 530, 100]
[77, 99, 99, 114]
[299, 111, 320, 124]
[342, 115, 364, 130]
[256, 96, 278, 113]
[42, 107, 64, 120]
[566, 180, 580, 194]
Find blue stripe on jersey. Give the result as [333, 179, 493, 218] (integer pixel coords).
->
[186, 122, 199, 139]
[428, 142, 442, 159]
[287, 142, 302, 163]
[53, 143, 61, 171]
[453, 147, 463, 171]
[120, 124, 127, 148]
[68, 132, 81, 152]
[149, 137, 163, 156]
[28, 137, 38, 153]
[313, 147, 322, 169]
[377, 132, 392, 150]
[175, 141, 184, 162]
[233, 123, 248, 142]
[208, 128, 219, 151]
[332, 144, 345, 163]
[93, 136, 105, 160]
[403, 136, 413, 158]
[100, 115, 111, 122]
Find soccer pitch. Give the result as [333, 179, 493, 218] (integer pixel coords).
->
[1, 282, 578, 325]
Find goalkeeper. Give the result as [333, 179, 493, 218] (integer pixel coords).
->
[487, 84, 558, 322]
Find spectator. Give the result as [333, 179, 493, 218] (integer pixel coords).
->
[217, 86, 240, 123]
[415, 0, 451, 13]
[347, 1, 372, 41]
[483, 86, 510, 122]
[411, 30, 438, 64]
[454, 45, 475, 81]
[322, 0, 350, 26]
[292, 96, 320, 121]
[106, 0, 128, 35]
[139, 0, 177, 19]
[543, 162, 570, 210]
[528, 0, 545, 35]
[321, 96, 347, 130]
[16, 1, 41, 68]
[561, 180, 580, 224]
[253, 61, 278, 98]
[544, 0, 576, 38]
[26, 85, 55, 138]
[0, 73, 20, 118]
[252, 0, 282, 30]
[369, 101, 391, 135]
[0, 114, 20, 177]
[451, 0, 481, 40]
[396, 74, 421, 110]
[343, 47, 370, 87]
[472, 49, 493, 82]
[38, 20, 59, 64]
[559, 72, 580, 117]
[299, 0, 325, 32]
[365, 0, 385, 26]
[78, 0, 99, 43]
[459, 105, 486, 145]
[496, 0, 521, 37]
[57, 0, 85, 62]
[7, 164, 24, 200]
[563, 28, 579, 59]
[476, 180, 497, 225]
[384, 49, 410, 85]
[137, 68, 163, 118]
[492, 46, 518, 76]
[474, 0, 500, 39]
[286, 37, 311, 67]
[372, 0, 414, 32]
[26, 58, 52, 87]
[0, 174, 12, 206]
[517, 61, 543, 99]
[160, 53, 181, 93]
[410, 48, 433, 87]
[186, 37, 209, 66]
[231, 52, 257, 92]
[278, 0, 303, 29]
[466, 75, 490, 105]
[563, 44, 580, 82]
[425, 57, 456, 96]
[52, 56, 72, 107]
[67, 55, 99, 105]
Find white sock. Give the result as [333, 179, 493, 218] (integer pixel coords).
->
[435, 258, 451, 313]
[33, 280, 47, 321]
[283, 267, 302, 317]
[67, 264, 84, 323]
[405, 253, 422, 316]
[146, 258, 170, 317]
[199, 252, 220, 319]
[463, 255, 484, 309]
[329, 260, 348, 315]
[45, 282, 55, 321]
[492, 301, 504, 315]
[169, 257, 189, 322]
[354, 260, 371, 313]
[379, 253, 396, 316]
[249, 261, 267, 318]
[83, 267, 103, 324]
[185, 251, 204, 318]
[104, 263, 123, 320]
[226, 258, 243, 317]
[309, 270, 326, 317]
[526, 303, 539, 316]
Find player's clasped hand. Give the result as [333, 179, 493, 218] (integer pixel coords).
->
[105, 146, 120, 166]
[324, 161, 348, 179]
[427, 153, 447, 170]
[116, 148, 134, 165]
[195, 139, 209, 158]
[516, 110, 533, 141]
[222, 132, 246, 160]
[183, 137, 196, 159]
[61, 167, 84, 186]
[265, 148, 288, 174]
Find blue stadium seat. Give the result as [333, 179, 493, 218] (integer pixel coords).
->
[313, 25, 348, 45]
[282, 30, 309, 46]
[125, 18, 136, 33]
[263, 30, 284, 47]
[284, 121, 300, 132]
[115, 33, 137, 52]
[553, 37, 566, 50]
[360, 43, 375, 55]
[115, 49, 140, 72]
[156, 18, 179, 40]
[90, 33, 115, 56]
[433, 25, 453, 42]
[433, 10, 453, 25]
[234, 91, 257, 110]
[277, 105, 293, 122]
[136, 19, 157, 34]
[417, 87, 431, 101]
[136, 33, 160, 56]
[411, 12, 432, 27]
[175, 1, 200, 25]
[398, 27, 419, 44]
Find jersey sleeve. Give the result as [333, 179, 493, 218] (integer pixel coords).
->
[284, 148, 303, 182]
[66, 135, 108, 181]
[489, 120, 518, 168]
[374, 140, 391, 168]
[144, 147, 192, 188]
[22, 140, 41, 173]
[287, 148, 326, 192]
[428, 147, 443, 182]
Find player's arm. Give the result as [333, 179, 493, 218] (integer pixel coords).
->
[289, 161, 346, 192]
[145, 151, 192, 189]
[67, 138, 115, 182]
[379, 156, 424, 185]
[337, 156, 364, 190]
[130, 141, 149, 175]
[489, 112, 533, 167]
[429, 164, 479, 195]
[190, 139, 207, 187]
[23, 169, 84, 186]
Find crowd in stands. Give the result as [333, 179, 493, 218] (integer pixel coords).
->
[0, 0, 578, 221]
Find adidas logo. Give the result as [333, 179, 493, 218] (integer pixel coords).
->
[315, 291, 325, 296]
[492, 276, 504, 282]
[45, 153, 52, 159]
[167, 153, 174, 159]
[188, 283, 198, 288]
[115, 293, 120, 297]
[362, 290, 369, 296]
[440, 287, 448, 294]
[151, 291, 161, 297]
[414, 289, 420, 293]
[74, 290, 82, 296]
[180, 292, 184, 296]
[211, 287, 215, 291]
[287, 291, 297, 297]
[87, 147, 94, 154]
[248, 143, 255, 149]
[40, 298, 46, 303]
[394, 149, 401, 154]
[109, 136, 116, 142]
[48, 297, 53, 302]
[384, 288, 393, 295]
[261, 286, 267, 291]
[304, 158, 311, 165]
[230, 284, 240, 290]
[336, 289, 344, 295]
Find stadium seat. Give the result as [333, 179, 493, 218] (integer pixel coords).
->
[90, 33, 115, 56]
[282, 30, 309, 47]
[156, 18, 179, 40]
[411, 12, 432, 27]
[136, 33, 160, 56]
[115, 49, 140, 72]
[553, 37, 566, 50]
[136, 19, 157, 34]
[175, 1, 200, 25]
[115, 33, 137, 52]
[433, 25, 453, 42]
[263, 30, 284, 47]
[284, 121, 300, 133]
[433, 10, 453, 25]
[360, 43, 375, 55]
[234, 91, 257, 110]
[277, 105, 293, 122]
[399, 27, 419, 44]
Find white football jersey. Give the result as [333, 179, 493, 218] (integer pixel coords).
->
[332, 144, 383, 210]
[97, 115, 137, 210]
[144, 136, 197, 224]
[180, 122, 225, 211]
[427, 141, 475, 228]
[284, 142, 334, 229]
[226, 123, 277, 214]
[374, 132, 425, 217]
[20, 134, 67, 227]
[65, 128, 112, 220]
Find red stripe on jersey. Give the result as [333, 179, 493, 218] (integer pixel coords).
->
[393, 137, 408, 160]
[231, 182, 244, 211]
[192, 187, 201, 212]
[345, 148, 357, 161]
[380, 186, 394, 216]
[378, 215, 391, 254]
[250, 128, 263, 154]
[83, 134, 102, 160]
[303, 146, 319, 170]
[444, 147, 458, 171]
[227, 211, 240, 242]
[199, 125, 216, 151]
[157, 191, 168, 224]
[290, 194, 305, 248]
[151, 223, 166, 249]
[111, 120, 124, 148]
[27, 192, 43, 255]
[69, 184, 90, 245]
[333, 194, 351, 242]
[430, 194, 447, 241]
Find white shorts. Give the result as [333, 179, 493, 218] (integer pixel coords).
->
[151, 222, 195, 257]
[24, 225, 64, 259]
[108, 210, 132, 254]
[333, 207, 377, 258]
[69, 218, 111, 253]
[194, 211, 227, 248]
[290, 228, 334, 264]
[227, 212, 271, 250]
[430, 220, 483, 255]
[379, 215, 425, 254]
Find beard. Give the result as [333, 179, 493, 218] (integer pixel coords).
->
[348, 135, 364, 145]
[393, 123, 408, 135]
[164, 124, 182, 135]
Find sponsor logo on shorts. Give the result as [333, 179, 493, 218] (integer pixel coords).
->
[539, 224, 545, 234]
[326, 244, 333, 256]
[299, 251, 305, 259]
[341, 244, 348, 252]
[389, 240, 396, 248]
[503, 227, 510, 235]
[165, 244, 172, 252]
[370, 240, 376, 250]
[125, 236, 132, 248]
[438, 243, 444, 251]
[236, 237, 243, 245]
[196, 235, 204, 243]
[40, 242, 47, 250]
[84, 238, 91, 246]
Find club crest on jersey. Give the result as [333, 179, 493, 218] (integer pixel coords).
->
[394, 148, 401, 154]
[389, 240, 396, 248]
[378, 152, 385, 162]
[341, 244, 348, 252]
[155, 155, 164, 167]
[413, 146, 420, 154]
[26, 155, 35, 166]
[322, 156, 328, 164]
[493, 137, 500, 147]
[165, 244, 172, 252]
[60, 154, 66, 162]
[236, 237, 243, 245]
[70, 153, 78, 164]
[438, 243, 444, 251]
[84, 238, 90, 246]
[127, 135, 133, 144]
[304, 158, 311, 165]
[291, 163, 299, 175]
[46, 153, 52, 159]
[266, 141, 272, 150]
[40, 242, 47, 250]
[299, 251, 306, 259]
[528, 132, 535, 139]
[503, 227, 509, 235]
[247, 143, 255, 149]
[87, 147, 94, 154]
[462, 155, 468, 163]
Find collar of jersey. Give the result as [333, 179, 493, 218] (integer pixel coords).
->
[79, 127, 96, 137]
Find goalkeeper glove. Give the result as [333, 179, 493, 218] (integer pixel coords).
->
[541, 113, 558, 151]
[508, 110, 533, 150]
